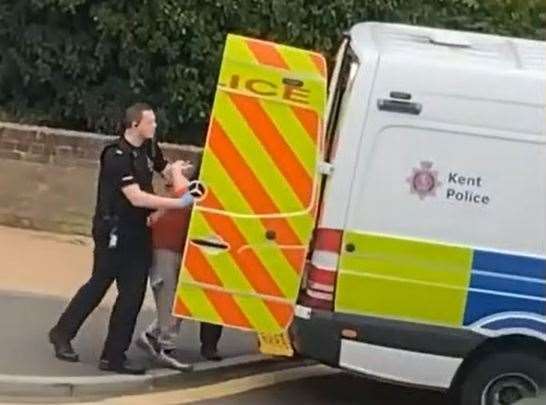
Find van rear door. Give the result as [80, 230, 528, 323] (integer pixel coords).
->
[174, 34, 327, 334]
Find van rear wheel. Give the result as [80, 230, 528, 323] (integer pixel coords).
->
[457, 351, 545, 405]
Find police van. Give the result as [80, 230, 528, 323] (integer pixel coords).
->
[291, 23, 546, 405]
[174, 23, 545, 405]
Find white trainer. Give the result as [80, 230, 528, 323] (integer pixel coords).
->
[137, 332, 158, 358]
[157, 350, 193, 372]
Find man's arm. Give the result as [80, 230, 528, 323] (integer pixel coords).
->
[122, 184, 193, 210]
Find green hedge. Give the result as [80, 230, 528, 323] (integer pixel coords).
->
[0, 0, 544, 145]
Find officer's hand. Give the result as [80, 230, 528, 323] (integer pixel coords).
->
[177, 191, 195, 208]
[175, 181, 206, 208]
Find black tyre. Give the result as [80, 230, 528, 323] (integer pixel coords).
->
[457, 351, 546, 405]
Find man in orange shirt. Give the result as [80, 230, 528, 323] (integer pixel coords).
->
[138, 161, 223, 371]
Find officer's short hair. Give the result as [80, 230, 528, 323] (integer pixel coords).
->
[124, 102, 153, 129]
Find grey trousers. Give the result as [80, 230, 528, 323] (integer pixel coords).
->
[144, 249, 222, 351]
[145, 249, 182, 351]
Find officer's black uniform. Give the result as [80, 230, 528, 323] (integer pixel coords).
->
[50, 136, 168, 365]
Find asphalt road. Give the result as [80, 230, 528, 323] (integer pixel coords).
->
[192, 372, 447, 405]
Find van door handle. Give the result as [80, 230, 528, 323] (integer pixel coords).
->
[377, 99, 422, 115]
[190, 237, 229, 251]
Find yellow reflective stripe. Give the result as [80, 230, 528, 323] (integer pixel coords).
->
[223, 35, 258, 67]
[233, 295, 285, 333]
[260, 99, 317, 174]
[205, 140, 313, 245]
[188, 211, 259, 293]
[199, 147, 249, 214]
[185, 213, 281, 331]
[286, 214, 315, 244]
[201, 161, 302, 296]
[276, 45, 323, 78]
[193, 158, 302, 298]
[231, 218, 301, 299]
[215, 92, 304, 212]
[336, 232, 473, 326]
[176, 280, 222, 324]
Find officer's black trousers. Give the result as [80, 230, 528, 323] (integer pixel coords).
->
[51, 235, 151, 364]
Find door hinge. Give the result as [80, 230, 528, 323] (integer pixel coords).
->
[319, 161, 334, 176]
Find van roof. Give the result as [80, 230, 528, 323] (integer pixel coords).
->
[348, 23, 545, 136]
[349, 23, 546, 75]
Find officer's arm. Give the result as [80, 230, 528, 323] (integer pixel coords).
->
[105, 147, 192, 210]
[150, 140, 170, 177]
[150, 141, 194, 179]
[122, 184, 193, 210]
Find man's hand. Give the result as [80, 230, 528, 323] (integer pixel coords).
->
[146, 210, 164, 227]
[161, 160, 192, 181]
[171, 160, 193, 174]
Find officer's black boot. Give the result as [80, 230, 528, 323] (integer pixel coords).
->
[48, 329, 79, 362]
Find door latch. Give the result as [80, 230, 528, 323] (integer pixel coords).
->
[319, 161, 334, 176]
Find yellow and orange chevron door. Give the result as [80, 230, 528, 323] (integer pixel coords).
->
[173, 35, 327, 334]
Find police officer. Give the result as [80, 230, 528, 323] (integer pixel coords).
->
[48, 103, 196, 375]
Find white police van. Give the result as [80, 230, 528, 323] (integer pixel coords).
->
[292, 22, 546, 405]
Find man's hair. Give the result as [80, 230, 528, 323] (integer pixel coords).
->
[124, 102, 153, 129]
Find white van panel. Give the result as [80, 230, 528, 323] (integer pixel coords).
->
[371, 56, 545, 136]
[339, 339, 462, 389]
[347, 125, 546, 256]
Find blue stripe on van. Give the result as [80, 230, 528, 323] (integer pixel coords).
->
[472, 250, 545, 280]
[470, 273, 545, 298]
[463, 250, 546, 326]
[464, 291, 545, 326]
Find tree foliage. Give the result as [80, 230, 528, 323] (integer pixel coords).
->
[0, 0, 543, 144]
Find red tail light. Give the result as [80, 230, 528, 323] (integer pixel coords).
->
[300, 228, 343, 311]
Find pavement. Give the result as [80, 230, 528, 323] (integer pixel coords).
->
[0, 226, 276, 398]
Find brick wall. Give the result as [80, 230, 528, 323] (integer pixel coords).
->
[0, 122, 202, 235]
[0, 122, 202, 167]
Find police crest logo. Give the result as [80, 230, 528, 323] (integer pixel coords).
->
[406, 161, 442, 200]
